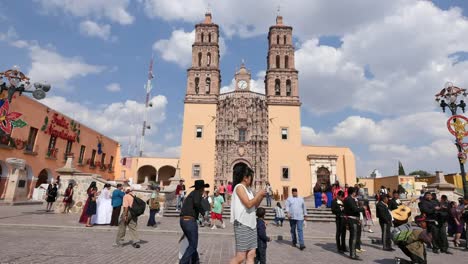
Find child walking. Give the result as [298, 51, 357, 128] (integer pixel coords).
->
[359, 201, 374, 233]
[256, 207, 271, 264]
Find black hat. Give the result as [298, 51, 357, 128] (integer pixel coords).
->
[190, 180, 210, 190]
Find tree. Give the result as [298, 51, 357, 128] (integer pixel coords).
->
[398, 161, 406, 175]
[409, 170, 431, 177]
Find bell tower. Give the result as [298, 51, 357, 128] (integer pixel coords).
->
[185, 12, 221, 103]
[234, 62, 251, 92]
[265, 15, 300, 106]
[180, 12, 220, 190]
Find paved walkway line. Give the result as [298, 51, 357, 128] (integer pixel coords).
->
[0, 223, 378, 241]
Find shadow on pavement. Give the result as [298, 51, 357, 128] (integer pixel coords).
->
[315, 242, 350, 259]
[374, 258, 398, 264]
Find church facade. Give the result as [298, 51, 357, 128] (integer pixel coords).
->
[178, 13, 357, 198]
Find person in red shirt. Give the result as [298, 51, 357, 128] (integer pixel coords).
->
[176, 180, 186, 211]
[218, 182, 226, 201]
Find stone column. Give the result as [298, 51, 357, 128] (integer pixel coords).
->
[0, 174, 9, 199]
[4, 158, 28, 202]
[27, 176, 38, 199]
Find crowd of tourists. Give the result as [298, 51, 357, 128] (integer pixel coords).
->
[42, 174, 468, 264]
[331, 184, 468, 263]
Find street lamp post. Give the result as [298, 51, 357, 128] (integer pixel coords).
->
[435, 82, 468, 199]
[0, 66, 51, 103]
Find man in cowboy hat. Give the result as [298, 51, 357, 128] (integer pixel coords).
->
[179, 180, 210, 264]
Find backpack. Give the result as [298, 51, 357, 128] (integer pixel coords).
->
[147, 197, 160, 211]
[130, 195, 146, 217]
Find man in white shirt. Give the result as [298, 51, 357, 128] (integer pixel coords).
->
[285, 188, 307, 250]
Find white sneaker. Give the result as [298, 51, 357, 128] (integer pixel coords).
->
[221, 223, 226, 229]
[211, 225, 217, 230]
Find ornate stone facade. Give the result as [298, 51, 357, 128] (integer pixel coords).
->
[215, 90, 269, 187]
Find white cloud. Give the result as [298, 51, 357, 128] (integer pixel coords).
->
[27, 45, 105, 90]
[35, 0, 134, 25]
[79, 20, 112, 40]
[141, 0, 401, 38]
[106, 83, 121, 92]
[153, 29, 226, 68]
[302, 112, 457, 176]
[41, 95, 167, 139]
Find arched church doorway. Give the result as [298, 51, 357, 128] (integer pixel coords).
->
[317, 166, 331, 186]
[158, 165, 176, 186]
[36, 169, 51, 188]
[137, 165, 157, 184]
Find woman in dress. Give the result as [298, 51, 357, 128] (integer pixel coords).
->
[85, 186, 98, 227]
[62, 183, 74, 213]
[79, 181, 97, 224]
[313, 182, 322, 208]
[45, 183, 58, 212]
[451, 199, 464, 247]
[94, 183, 113, 225]
[147, 186, 160, 227]
[229, 164, 265, 264]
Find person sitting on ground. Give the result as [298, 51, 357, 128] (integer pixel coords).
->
[274, 202, 285, 227]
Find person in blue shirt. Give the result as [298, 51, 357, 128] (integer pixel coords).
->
[110, 184, 125, 226]
[285, 188, 307, 250]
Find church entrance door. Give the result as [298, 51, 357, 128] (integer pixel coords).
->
[316, 167, 331, 185]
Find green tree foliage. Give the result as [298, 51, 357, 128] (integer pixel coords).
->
[408, 170, 431, 177]
[398, 161, 406, 175]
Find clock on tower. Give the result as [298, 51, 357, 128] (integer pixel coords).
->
[234, 62, 251, 91]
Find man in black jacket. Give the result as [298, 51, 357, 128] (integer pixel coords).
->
[418, 192, 445, 254]
[376, 195, 394, 251]
[436, 195, 451, 254]
[332, 190, 347, 253]
[388, 191, 402, 211]
[344, 187, 365, 260]
[179, 180, 209, 264]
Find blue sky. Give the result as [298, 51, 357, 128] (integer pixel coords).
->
[1, 0, 468, 177]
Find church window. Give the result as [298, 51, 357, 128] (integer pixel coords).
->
[201, 32, 204, 42]
[239, 129, 246, 142]
[198, 52, 202, 67]
[206, 78, 211, 94]
[195, 77, 200, 94]
[286, 80, 292, 96]
[207, 52, 211, 66]
[192, 164, 201, 177]
[282, 167, 290, 180]
[285, 55, 289, 69]
[196, 126, 203, 138]
[284, 35, 287, 44]
[275, 79, 281, 95]
[281, 128, 288, 140]
[276, 35, 280, 44]
[276, 55, 280, 68]
[208, 32, 212, 42]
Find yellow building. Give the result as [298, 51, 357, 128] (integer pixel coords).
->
[123, 13, 356, 199]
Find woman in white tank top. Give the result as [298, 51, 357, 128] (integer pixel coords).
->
[229, 164, 266, 264]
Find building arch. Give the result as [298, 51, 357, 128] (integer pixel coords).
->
[36, 168, 53, 188]
[208, 32, 212, 42]
[198, 52, 202, 67]
[201, 32, 204, 42]
[286, 79, 292, 96]
[316, 166, 331, 185]
[275, 79, 281, 95]
[195, 77, 200, 94]
[275, 55, 280, 68]
[207, 52, 211, 66]
[205, 78, 211, 94]
[284, 35, 287, 44]
[0, 160, 8, 178]
[158, 165, 176, 186]
[285, 55, 289, 69]
[137, 165, 157, 184]
[276, 35, 280, 44]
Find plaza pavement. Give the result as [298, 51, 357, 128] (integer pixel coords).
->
[0, 204, 466, 263]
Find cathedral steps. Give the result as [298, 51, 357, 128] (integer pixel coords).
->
[163, 205, 336, 222]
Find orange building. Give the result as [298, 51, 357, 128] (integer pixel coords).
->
[0, 93, 121, 201]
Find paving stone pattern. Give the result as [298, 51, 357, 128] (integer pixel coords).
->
[0, 205, 467, 264]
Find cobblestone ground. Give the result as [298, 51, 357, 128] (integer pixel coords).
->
[0, 205, 467, 264]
